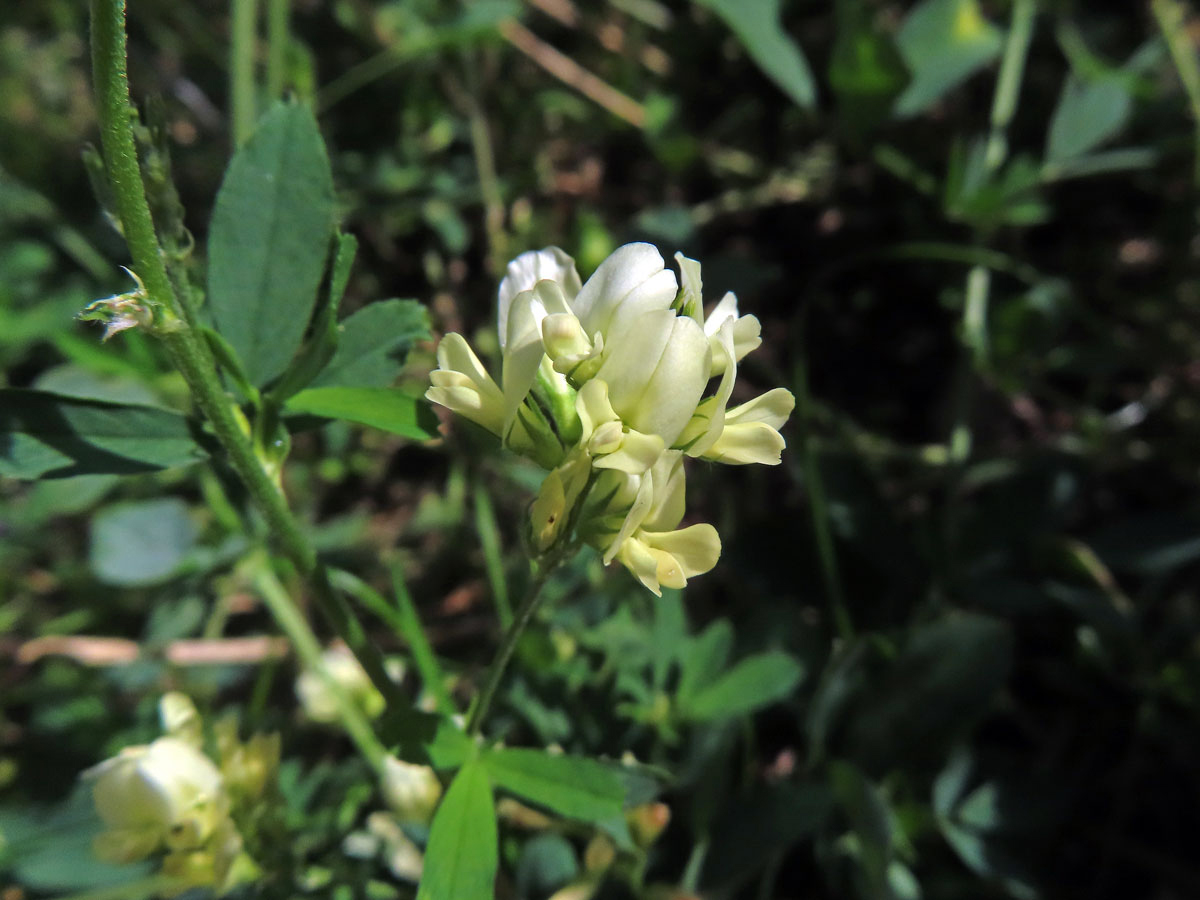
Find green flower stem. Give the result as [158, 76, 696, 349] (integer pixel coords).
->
[984, 0, 1036, 173]
[331, 566, 457, 718]
[465, 562, 555, 736]
[251, 556, 389, 774]
[948, 0, 1036, 467]
[266, 0, 290, 100]
[230, 0, 258, 146]
[1151, 0, 1200, 185]
[89, 0, 405, 717]
[474, 482, 514, 629]
[795, 350, 852, 642]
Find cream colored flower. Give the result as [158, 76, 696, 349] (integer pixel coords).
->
[381, 756, 443, 826]
[428, 242, 790, 594]
[85, 736, 226, 862]
[296, 646, 403, 724]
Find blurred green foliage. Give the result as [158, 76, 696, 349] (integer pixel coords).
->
[3, 0, 1200, 898]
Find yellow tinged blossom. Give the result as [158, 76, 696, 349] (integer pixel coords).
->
[426, 243, 793, 593]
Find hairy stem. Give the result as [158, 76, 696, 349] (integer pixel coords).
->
[89, 0, 407, 721]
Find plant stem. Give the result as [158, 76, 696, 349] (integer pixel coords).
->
[266, 0, 290, 100]
[331, 566, 457, 718]
[795, 349, 852, 642]
[89, 0, 407, 721]
[230, 0, 258, 145]
[252, 556, 389, 774]
[465, 563, 555, 736]
[948, 0, 1036, 466]
[474, 482, 513, 629]
[1151, 0, 1200, 185]
[460, 60, 508, 275]
[984, 0, 1036, 173]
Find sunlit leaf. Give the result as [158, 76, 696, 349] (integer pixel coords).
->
[417, 761, 497, 900]
[310, 299, 430, 389]
[284, 386, 439, 440]
[89, 497, 197, 587]
[1046, 75, 1133, 162]
[695, 0, 817, 109]
[680, 651, 804, 722]
[208, 102, 335, 386]
[482, 748, 626, 824]
[894, 0, 1003, 116]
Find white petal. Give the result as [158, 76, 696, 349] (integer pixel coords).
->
[703, 291, 740, 337]
[600, 312, 711, 446]
[572, 243, 677, 337]
[436, 332, 494, 389]
[683, 318, 737, 457]
[701, 422, 787, 465]
[642, 523, 721, 579]
[500, 284, 557, 431]
[641, 449, 687, 531]
[674, 252, 704, 321]
[725, 388, 795, 429]
[426, 334, 505, 434]
[498, 247, 580, 348]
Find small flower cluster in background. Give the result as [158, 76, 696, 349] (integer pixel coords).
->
[83, 693, 274, 893]
[427, 244, 794, 594]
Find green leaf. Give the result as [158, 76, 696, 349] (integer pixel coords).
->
[1045, 75, 1133, 162]
[701, 782, 832, 889]
[424, 718, 477, 771]
[310, 299, 430, 389]
[843, 613, 1012, 770]
[516, 834, 579, 900]
[695, 0, 816, 109]
[207, 102, 335, 386]
[894, 0, 1003, 117]
[89, 497, 197, 587]
[829, 761, 893, 895]
[482, 748, 626, 824]
[680, 651, 804, 722]
[676, 619, 733, 704]
[0, 389, 207, 479]
[829, 0, 910, 135]
[267, 232, 359, 403]
[417, 761, 497, 900]
[284, 386, 439, 439]
[0, 790, 154, 891]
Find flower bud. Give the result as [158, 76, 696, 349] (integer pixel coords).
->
[628, 801, 671, 848]
[498, 247, 582, 349]
[296, 646, 399, 724]
[541, 313, 593, 366]
[86, 737, 226, 860]
[426, 334, 507, 436]
[381, 756, 443, 826]
[528, 450, 591, 555]
[160, 692, 203, 748]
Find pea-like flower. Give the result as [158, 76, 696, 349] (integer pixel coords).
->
[426, 242, 793, 593]
[85, 736, 227, 864]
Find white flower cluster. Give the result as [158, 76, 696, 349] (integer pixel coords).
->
[83, 694, 261, 892]
[427, 243, 794, 594]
